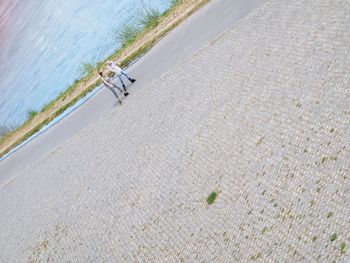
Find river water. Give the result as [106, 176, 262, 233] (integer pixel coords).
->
[0, 0, 171, 127]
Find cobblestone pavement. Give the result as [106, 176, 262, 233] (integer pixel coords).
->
[1, 0, 350, 262]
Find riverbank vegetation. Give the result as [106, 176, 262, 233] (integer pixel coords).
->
[0, 125, 14, 138]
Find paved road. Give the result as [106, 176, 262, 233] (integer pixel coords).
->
[1, 0, 350, 261]
[0, 0, 265, 186]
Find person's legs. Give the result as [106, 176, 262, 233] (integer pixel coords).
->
[120, 70, 130, 79]
[121, 70, 136, 83]
[113, 83, 124, 93]
[113, 83, 129, 97]
[116, 74, 126, 88]
[108, 87, 122, 104]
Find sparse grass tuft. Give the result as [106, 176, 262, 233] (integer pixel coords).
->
[330, 233, 337, 242]
[0, 125, 15, 138]
[138, 8, 161, 29]
[27, 110, 38, 119]
[81, 62, 95, 76]
[117, 24, 141, 47]
[261, 227, 268, 234]
[327, 212, 333, 218]
[251, 252, 262, 261]
[340, 242, 346, 254]
[207, 191, 218, 205]
[169, 0, 182, 6]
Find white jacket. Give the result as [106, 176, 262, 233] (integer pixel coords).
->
[107, 62, 122, 75]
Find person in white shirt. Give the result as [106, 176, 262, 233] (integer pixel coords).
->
[99, 72, 129, 104]
[106, 60, 136, 90]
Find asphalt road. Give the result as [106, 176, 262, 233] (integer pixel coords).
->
[0, 0, 265, 186]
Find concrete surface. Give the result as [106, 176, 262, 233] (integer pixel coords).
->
[1, 0, 350, 262]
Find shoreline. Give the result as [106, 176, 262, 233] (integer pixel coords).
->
[0, 0, 210, 159]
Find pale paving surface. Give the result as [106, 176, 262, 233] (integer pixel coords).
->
[1, 0, 350, 262]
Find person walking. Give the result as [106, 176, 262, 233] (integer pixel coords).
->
[99, 72, 129, 104]
[106, 60, 136, 90]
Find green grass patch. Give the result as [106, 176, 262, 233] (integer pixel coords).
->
[207, 191, 218, 205]
[117, 24, 141, 48]
[0, 124, 15, 138]
[26, 110, 38, 119]
[330, 233, 337, 242]
[138, 8, 161, 29]
[251, 252, 262, 261]
[340, 242, 346, 254]
[80, 62, 95, 76]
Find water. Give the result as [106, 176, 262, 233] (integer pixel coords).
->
[0, 0, 171, 127]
